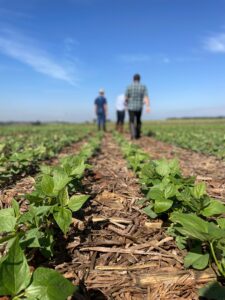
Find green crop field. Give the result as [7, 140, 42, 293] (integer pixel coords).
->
[143, 119, 225, 158]
[0, 123, 225, 299]
[0, 124, 94, 186]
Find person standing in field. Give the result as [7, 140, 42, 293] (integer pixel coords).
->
[94, 89, 107, 131]
[125, 74, 150, 139]
[115, 94, 126, 133]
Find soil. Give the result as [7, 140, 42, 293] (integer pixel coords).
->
[134, 136, 225, 201]
[0, 134, 220, 300]
[54, 135, 204, 300]
[0, 139, 86, 208]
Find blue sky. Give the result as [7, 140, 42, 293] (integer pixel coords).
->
[0, 0, 225, 122]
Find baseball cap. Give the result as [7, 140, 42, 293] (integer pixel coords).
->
[99, 88, 104, 94]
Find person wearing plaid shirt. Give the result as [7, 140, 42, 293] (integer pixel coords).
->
[125, 74, 150, 139]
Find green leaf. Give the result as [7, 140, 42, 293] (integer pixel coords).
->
[154, 198, 173, 213]
[170, 212, 225, 242]
[20, 228, 43, 248]
[207, 222, 225, 241]
[41, 175, 54, 195]
[168, 159, 180, 175]
[58, 187, 69, 206]
[18, 210, 35, 225]
[39, 230, 54, 258]
[143, 205, 157, 219]
[18, 206, 51, 228]
[202, 200, 225, 217]
[155, 160, 170, 177]
[68, 195, 89, 212]
[170, 212, 210, 241]
[0, 237, 31, 296]
[198, 281, 225, 300]
[12, 199, 20, 217]
[175, 235, 187, 250]
[53, 168, 71, 192]
[32, 206, 52, 217]
[217, 218, 225, 229]
[147, 188, 165, 201]
[0, 209, 17, 232]
[164, 184, 177, 199]
[40, 165, 52, 175]
[177, 188, 192, 204]
[0, 234, 16, 248]
[70, 162, 86, 177]
[139, 163, 155, 178]
[25, 267, 76, 300]
[0, 207, 14, 217]
[191, 182, 206, 199]
[53, 207, 72, 234]
[184, 251, 209, 270]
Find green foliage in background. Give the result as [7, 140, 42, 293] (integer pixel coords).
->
[143, 120, 225, 159]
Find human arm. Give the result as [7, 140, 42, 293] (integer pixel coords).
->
[124, 98, 128, 110]
[125, 88, 129, 108]
[94, 104, 98, 115]
[104, 103, 108, 116]
[104, 98, 108, 116]
[143, 86, 150, 113]
[144, 96, 150, 113]
[94, 98, 98, 115]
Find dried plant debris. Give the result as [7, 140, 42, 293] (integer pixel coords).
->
[53, 135, 210, 300]
[0, 134, 218, 299]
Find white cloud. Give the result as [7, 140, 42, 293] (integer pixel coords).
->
[204, 32, 225, 53]
[0, 27, 77, 84]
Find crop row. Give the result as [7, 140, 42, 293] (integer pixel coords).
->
[143, 122, 225, 158]
[0, 133, 102, 300]
[0, 125, 93, 186]
[114, 132, 225, 299]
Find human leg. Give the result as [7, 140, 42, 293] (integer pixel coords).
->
[102, 114, 106, 131]
[119, 110, 125, 133]
[97, 113, 105, 131]
[97, 114, 101, 130]
[116, 111, 120, 131]
[135, 110, 142, 139]
[128, 110, 135, 139]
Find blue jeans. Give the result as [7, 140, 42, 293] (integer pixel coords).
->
[97, 113, 106, 131]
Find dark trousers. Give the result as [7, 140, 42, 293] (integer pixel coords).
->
[128, 110, 142, 139]
[97, 113, 106, 131]
[116, 110, 125, 125]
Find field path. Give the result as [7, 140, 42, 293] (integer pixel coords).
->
[56, 134, 202, 300]
[134, 136, 225, 200]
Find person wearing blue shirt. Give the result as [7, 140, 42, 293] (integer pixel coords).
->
[94, 89, 107, 131]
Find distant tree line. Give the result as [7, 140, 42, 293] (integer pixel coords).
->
[0, 121, 42, 126]
[167, 116, 225, 120]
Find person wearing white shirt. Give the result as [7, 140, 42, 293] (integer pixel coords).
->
[116, 94, 126, 133]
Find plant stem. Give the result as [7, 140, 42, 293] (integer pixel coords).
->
[12, 292, 25, 300]
[210, 241, 225, 277]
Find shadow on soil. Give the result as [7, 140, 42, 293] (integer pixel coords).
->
[72, 282, 107, 300]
